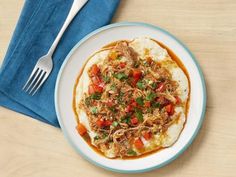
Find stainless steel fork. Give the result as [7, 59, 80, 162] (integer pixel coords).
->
[22, 0, 88, 95]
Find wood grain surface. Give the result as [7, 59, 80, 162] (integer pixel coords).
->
[1, 0, 236, 177]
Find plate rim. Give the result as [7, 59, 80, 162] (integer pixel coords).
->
[55, 22, 207, 173]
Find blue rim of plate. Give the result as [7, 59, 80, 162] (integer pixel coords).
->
[55, 22, 207, 173]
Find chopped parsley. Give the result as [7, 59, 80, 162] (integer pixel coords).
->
[152, 102, 160, 108]
[110, 83, 117, 91]
[134, 108, 144, 122]
[151, 82, 157, 89]
[117, 56, 122, 60]
[94, 136, 99, 140]
[147, 107, 153, 113]
[90, 93, 102, 100]
[136, 96, 144, 106]
[146, 92, 157, 101]
[102, 133, 108, 138]
[127, 149, 137, 156]
[90, 107, 98, 114]
[113, 72, 128, 80]
[121, 115, 131, 123]
[102, 75, 110, 83]
[112, 121, 119, 127]
[108, 106, 116, 113]
[136, 81, 145, 90]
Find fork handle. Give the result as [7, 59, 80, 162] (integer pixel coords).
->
[47, 0, 88, 56]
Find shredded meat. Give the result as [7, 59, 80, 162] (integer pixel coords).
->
[114, 41, 138, 64]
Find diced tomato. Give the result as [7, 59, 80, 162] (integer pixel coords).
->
[119, 62, 126, 68]
[131, 117, 138, 125]
[76, 123, 87, 136]
[131, 100, 138, 107]
[144, 101, 151, 107]
[125, 105, 133, 112]
[93, 84, 103, 93]
[88, 84, 95, 94]
[104, 120, 112, 126]
[175, 96, 181, 104]
[91, 76, 102, 85]
[157, 82, 166, 92]
[97, 118, 112, 127]
[96, 119, 105, 127]
[166, 104, 173, 113]
[132, 69, 142, 80]
[88, 84, 103, 95]
[143, 131, 152, 140]
[131, 69, 142, 87]
[98, 82, 106, 89]
[134, 138, 144, 149]
[92, 78, 105, 91]
[132, 102, 138, 107]
[90, 64, 100, 76]
[166, 104, 175, 115]
[125, 99, 138, 112]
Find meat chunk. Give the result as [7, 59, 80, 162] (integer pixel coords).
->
[114, 42, 138, 62]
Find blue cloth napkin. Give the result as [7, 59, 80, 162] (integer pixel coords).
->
[0, 0, 120, 127]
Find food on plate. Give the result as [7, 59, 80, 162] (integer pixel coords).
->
[73, 37, 190, 158]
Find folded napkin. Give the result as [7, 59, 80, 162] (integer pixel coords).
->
[0, 0, 120, 127]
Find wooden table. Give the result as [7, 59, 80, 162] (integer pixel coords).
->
[1, 0, 236, 176]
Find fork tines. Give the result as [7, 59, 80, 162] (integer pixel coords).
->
[22, 67, 47, 96]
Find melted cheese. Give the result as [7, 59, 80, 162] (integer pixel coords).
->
[129, 37, 168, 61]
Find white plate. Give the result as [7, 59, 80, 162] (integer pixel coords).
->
[55, 22, 206, 173]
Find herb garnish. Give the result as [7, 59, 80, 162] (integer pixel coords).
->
[90, 107, 98, 114]
[90, 93, 102, 100]
[112, 121, 119, 127]
[102, 75, 110, 83]
[134, 108, 144, 122]
[146, 92, 157, 101]
[113, 72, 128, 80]
[136, 81, 145, 90]
[136, 96, 144, 106]
[152, 102, 160, 108]
[121, 115, 131, 123]
[127, 149, 137, 156]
